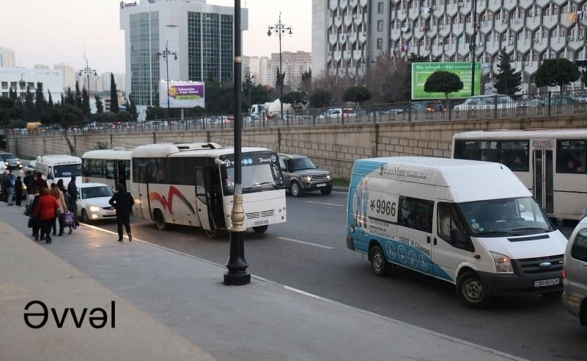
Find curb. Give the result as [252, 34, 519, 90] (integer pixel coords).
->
[332, 186, 349, 193]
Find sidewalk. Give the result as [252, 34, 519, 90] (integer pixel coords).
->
[0, 202, 528, 361]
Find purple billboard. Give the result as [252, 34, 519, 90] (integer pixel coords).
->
[159, 81, 205, 108]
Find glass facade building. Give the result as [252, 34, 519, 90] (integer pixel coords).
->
[129, 12, 160, 107]
[120, 0, 248, 112]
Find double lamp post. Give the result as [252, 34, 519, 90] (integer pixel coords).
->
[267, 13, 292, 119]
[157, 41, 178, 120]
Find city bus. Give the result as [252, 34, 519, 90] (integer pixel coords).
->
[130, 142, 286, 238]
[82, 147, 132, 191]
[35, 154, 82, 187]
[452, 129, 587, 220]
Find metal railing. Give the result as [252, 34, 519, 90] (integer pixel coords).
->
[9, 91, 587, 138]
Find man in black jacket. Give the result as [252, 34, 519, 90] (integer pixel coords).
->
[23, 171, 35, 196]
[109, 183, 135, 242]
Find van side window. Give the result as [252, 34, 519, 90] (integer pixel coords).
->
[437, 202, 464, 242]
[398, 196, 433, 233]
[571, 229, 587, 262]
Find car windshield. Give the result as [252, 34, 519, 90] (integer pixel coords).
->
[292, 157, 317, 171]
[81, 186, 114, 199]
[1, 153, 16, 160]
[458, 197, 555, 236]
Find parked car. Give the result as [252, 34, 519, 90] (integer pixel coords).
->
[278, 153, 333, 197]
[0, 152, 23, 170]
[317, 107, 356, 119]
[527, 96, 576, 107]
[397, 100, 447, 114]
[563, 217, 587, 329]
[76, 182, 117, 223]
[454, 95, 516, 110]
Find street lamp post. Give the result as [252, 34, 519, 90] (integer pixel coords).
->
[470, 0, 478, 96]
[157, 41, 177, 120]
[79, 59, 97, 99]
[224, 0, 250, 286]
[267, 12, 293, 119]
[245, 72, 255, 105]
[18, 74, 25, 103]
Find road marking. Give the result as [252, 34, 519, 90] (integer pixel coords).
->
[305, 201, 345, 207]
[277, 237, 333, 249]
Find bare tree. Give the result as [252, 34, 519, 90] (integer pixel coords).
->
[312, 71, 355, 105]
[367, 53, 411, 105]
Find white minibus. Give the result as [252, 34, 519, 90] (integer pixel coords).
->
[452, 129, 587, 220]
[82, 147, 132, 191]
[131, 142, 286, 238]
[35, 154, 82, 187]
[346, 157, 567, 308]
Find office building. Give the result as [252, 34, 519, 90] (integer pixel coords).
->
[99, 72, 126, 93]
[54, 63, 77, 91]
[0, 47, 16, 67]
[119, 0, 248, 111]
[0, 67, 63, 99]
[242, 56, 260, 84]
[315, 0, 587, 94]
[259, 56, 270, 86]
[270, 51, 312, 90]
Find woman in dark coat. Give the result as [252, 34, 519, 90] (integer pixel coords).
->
[14, 176, 23, 206]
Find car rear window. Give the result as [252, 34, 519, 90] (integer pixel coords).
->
[571, 228, 587, 262]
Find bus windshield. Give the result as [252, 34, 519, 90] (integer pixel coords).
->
[53, 164, 82, 178]
[458, 197, 555, 237]
[222, 153, 283, 195]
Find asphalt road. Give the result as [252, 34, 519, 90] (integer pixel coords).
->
[84, 190, 587, 361]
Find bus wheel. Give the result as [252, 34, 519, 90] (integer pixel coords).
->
[253, 225, 268, 233]
[154, 210, 167, 230]
[80, 209, 89, 223]
[205, 229, 218, 239]
[456, 271, 491, 308]
[290, 181, 302, 197]
[369, 245, 388, 277]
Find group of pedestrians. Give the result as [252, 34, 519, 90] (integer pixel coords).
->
[5, 167, 135, 244]
[1, 169, 23, 206]
[25, 173, 79, 243]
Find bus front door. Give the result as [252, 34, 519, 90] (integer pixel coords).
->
[533, 149, 554, 215]
[194, 167, 212, 232]
[136, 164, 150, 220]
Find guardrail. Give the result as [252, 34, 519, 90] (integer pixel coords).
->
[8, 93, 587, 137]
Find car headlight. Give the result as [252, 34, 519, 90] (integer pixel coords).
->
[16, 161, 20, 164]
[326, 175, 332, 181]
[89, 205, 101, 212]
[491, 252, 514, 274]
[302, 176, 312, 182]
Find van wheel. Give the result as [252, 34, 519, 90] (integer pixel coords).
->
[456, 271, 490, 308]
[290, 181, 302, 197]
[370, 245, 388, 277]
[80, 209, 89, 223]
[541, 291, 563, 300]
[154, 210, 167, 230]
[205, 229, 218, 239]
[320, 188, 332, 195]
[253, 225, 268, 233]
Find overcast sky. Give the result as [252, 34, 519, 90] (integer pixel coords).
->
[1, 0, 311, 74]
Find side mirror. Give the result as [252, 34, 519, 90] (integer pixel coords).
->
[315, 164, 319, 168]
[450, 229, 467, 248]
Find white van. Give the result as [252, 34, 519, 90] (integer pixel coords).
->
[346, 157, 567, 308]
[35, 154, 82, 187]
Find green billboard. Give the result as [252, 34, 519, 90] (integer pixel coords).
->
[411, 62, 481, 100]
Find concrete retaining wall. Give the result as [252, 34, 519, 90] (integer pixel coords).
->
[8, 116, 587, 179]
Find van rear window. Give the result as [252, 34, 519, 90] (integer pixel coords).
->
[571, 229, 587, 262]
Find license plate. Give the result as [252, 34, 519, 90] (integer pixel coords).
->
[534, 278, 560, 287]
[316, 183, 326, 187]
[253, 219, 269, 226]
